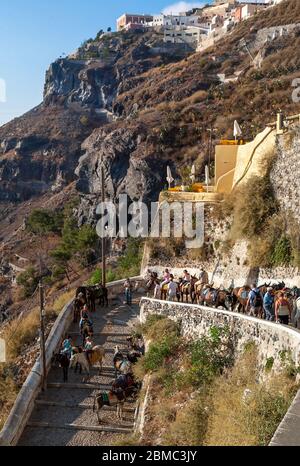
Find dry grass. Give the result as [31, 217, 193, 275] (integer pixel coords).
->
[3, 307, 40, 361]
[48, 289, 74, 316]
[0, 366, 18, 430]
[0, 288, 76, 431]
[205, 347, 258, 446]
[205, 348, 298, 446]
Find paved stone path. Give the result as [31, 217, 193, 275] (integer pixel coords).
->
[18, 294, 140, 446]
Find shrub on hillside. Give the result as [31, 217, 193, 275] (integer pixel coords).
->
[16, 267, 39, 298]
[26, 209, 63, 235]
[227, 176, 278, 240]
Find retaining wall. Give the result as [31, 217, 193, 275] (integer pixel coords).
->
[140, 297, 300, 445]
[0, 276, 142, 446]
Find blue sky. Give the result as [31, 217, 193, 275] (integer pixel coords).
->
[0, 0, 211, 126]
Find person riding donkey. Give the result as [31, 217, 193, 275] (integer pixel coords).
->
[160, 269, 171, 289]
[181, 270, 191, 287]
[79, 312, 93, 336]
[84, 335, 94, 365]
[61, 335, 73, 359]
[195, 267, 209, 293]
[295, 294, 300, 328]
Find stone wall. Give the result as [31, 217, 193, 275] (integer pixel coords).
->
[140, 297, 300, 375]
[271, 126, 300, 226]
[140, 297, 300, 445]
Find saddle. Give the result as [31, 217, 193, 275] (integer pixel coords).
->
[102, 392, 110, 404]
[115, 374, 134, 390]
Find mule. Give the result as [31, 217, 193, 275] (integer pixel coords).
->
[93, 389, 126, 423]
[199, 286, 232, 310]
[232, 286, 251, 313]
[179, 277, 197, 303]
[95, 285, 108, 307]
[86, 287, 96, 313]
[55, 353, 70, 383]
[73, 298, 83, 323]
[112, 374, 141, 399]
[70, 345, 105, 382]
[127, 336, 145, 356]
[113, 347, 132, 378]
[80, 320, 94, 346]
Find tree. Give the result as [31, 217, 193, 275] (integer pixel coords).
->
[26, 209, 63, 235]
[107, 27, 112, 32]
[17, 267, 39, 297]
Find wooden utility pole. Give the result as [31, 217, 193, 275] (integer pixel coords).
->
[39, 259, 47, 392]
[101, 163, 106, 287]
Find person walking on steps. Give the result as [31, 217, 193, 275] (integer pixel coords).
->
[124, 278, 133, 306]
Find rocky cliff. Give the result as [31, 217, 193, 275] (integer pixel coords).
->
[0, 0, 299, 246]
[0, 31, 190, 205]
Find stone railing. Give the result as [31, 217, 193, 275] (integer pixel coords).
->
[140, 297, 300, 373]
[0, 276, 143, 446]
[140, 297, 300, 445]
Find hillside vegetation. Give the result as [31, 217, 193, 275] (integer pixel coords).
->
[131, 316, 299, 446]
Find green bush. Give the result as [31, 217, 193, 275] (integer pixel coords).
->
[26, 209, 63, 235]
[117, 238, 143, 277]
[143, 336, 178, 372]
[16, 267, 39, 297]
[187, 326, 234, 387]
[89, 268, 117, 285]
[271, 236, 292, 266]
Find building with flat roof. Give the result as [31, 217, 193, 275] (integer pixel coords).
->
[117, 13, 153, 32]
[151, 14, 200, 28]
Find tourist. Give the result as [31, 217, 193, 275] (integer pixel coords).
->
[81, 304, 89, 319]
[247, 284, 263, 317]
[168, 275, 178, 301]
[198, 267, 209, 285]
[61, 335, 73, 359]
[195, 267, 209, 290]
[154, 280, 161, 299]
[275, 292, 291, 325]
[263, 287, 275, 321]
[160, 268, 171, 289]
[124, 278, 133, 306]
[182, 270, 191, 286]
[84, 336, 94, 364]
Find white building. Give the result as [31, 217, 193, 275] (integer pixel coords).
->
[152, 14, 200, 27]
[164, 25, 208, 45]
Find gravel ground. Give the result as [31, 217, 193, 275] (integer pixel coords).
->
[18, 293, 141, 446]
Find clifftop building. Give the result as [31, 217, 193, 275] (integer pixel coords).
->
[117, 13, 153, 32]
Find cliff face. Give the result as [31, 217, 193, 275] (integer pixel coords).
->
[0, 31, 189, 204]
